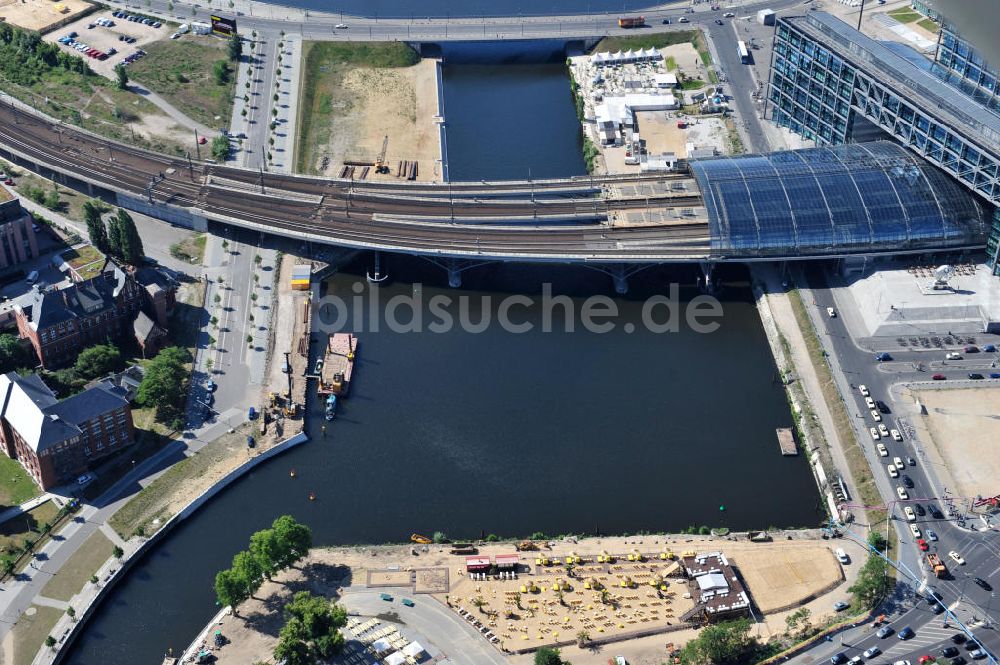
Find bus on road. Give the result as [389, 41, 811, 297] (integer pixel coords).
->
[737, 40, 750, 64]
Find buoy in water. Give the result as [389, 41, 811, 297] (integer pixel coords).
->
[719, 505, 726, 511]
[290, 469, 297, 478]
[308, 491, 316, 501]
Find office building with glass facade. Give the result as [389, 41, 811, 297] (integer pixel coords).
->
[767, 12, 1000, 273]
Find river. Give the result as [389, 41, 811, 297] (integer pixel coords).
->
[65, 258, 821, 665]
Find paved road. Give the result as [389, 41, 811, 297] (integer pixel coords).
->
[788, 266, 1000, 665]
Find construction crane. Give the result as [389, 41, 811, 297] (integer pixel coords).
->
[375, 135, 390, 174]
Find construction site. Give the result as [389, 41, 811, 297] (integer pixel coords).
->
[296, 45, 442, 183]
[0, 0, 94, 33]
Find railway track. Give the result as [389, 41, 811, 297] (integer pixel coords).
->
[0, 100, 713, 261]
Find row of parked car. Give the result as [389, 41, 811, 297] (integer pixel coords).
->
[57, 34, 117, 61]
[110, 10, 162, 28]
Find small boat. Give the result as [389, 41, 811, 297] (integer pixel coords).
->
[324, 394, 337, 421]
[290, 469, 297, 478]
[410, 533, 432, 545]
[308, 491, 316, 501]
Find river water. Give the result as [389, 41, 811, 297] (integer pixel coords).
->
[442, 41, 587, 181]
[65, 259, 821, 665]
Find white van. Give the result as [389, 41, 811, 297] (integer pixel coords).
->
[835, 548, 849, 564]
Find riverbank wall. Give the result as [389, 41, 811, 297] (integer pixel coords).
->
[41, 431, 309, 665]
[434, 58, 450, 183]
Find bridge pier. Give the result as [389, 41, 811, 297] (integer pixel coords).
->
[419, 257, 494, 288]
[610, 265, 629, 295]
[700, 262, 715, 294]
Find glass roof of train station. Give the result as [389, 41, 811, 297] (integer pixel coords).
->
[690, 142, 988, 259]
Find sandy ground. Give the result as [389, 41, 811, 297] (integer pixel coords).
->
[315, 58, 440, 182]
[0, 0, 93, 33]
[662, 43, 702, 81]
[908, 387, 1000, 501]
[198, 533, 856, 665]
[41, 10, 168, 78]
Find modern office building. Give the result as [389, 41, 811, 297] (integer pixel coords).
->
[932, 24, 999, 114]
[767, 12, 1000, 273]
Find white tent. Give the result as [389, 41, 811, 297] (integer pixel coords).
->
[592, 52, 607, 65]
[372, 638, 393, 653]
[402, 641, 426, 658]
[385, 652, 407, 665]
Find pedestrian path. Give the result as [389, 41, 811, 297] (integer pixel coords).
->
[270, 33, 301, 173]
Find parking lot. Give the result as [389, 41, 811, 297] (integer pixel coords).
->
[41, 11, 170, 78]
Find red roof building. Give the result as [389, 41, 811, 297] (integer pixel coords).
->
[465, 556, 491, 572]
[495, 554, 519, 569]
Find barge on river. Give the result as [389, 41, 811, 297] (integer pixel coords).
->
[317, 333, 356, 396]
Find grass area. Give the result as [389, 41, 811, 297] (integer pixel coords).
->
[725, 117, 744, 154]
[594, 29, 704, 53]
[887, 8, 921, 23]
[0, 501, 59, 558]
[679, 78, 707, 90]
[108, 423, 254, 539]
[41, 530, 114, 602]
[126, 35, 236, 130]
[786, 289, 888, 533]
[582, 135, 600, 174]
[1, 66, 187, 156]
[169, 232, 207, 265]
[10, 605, 62, 665]
[295, 41, 420, 174]
[60, 244, 105, 280]
[0, 456, 40, 508]
[917, 17, 939, 32]
[664, 55, 677, 71]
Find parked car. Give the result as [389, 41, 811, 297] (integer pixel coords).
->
[833, 601, 849, 612]
[990, 373, 1000, 379]
[902, 475, 914, 488]
[946, 352, 962, 360]
[968, 650, 986, 660]
[973, 577, 992, 591]
[899, 626, 915, 640]
[876, 625, 894, 638]
[914, 503, 925, 516]
[870, 427, 880, 440]
[983, 344, 996, 352]
[942, 647, 960, 658]
[830, 654, 848, 665]
[871, 409, 882, 422]
[948, 551, 966, 565]
[951, 633, 968, 644]
[887, 464, 898, 478]
[897, 486, 909, 500]
[335, 22, 348, 28]
[917, 538, 928, 551]
[964, 345, 979, 353]
[891, 428, 903, 441]
[904, 506, 916, 521]
[876, 352, 892, 361]
[248, 406, 258, 420]
[933, 374, 947, 380]
[878, 423, 889, 437]
[909, 524, 921, 539]
[877, 443, 888, 457]
[76, 473, 92, 485]
[864, 647, 882, 659]
[926, 529, 938, 541]
[827, 306, 836, 317]
[929, 505, 944, 519]
[968, 373, 985, 380]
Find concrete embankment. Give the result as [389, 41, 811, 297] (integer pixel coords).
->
[750, 264, 840, 522]
[435, 58, 449, 183]
[41, 431, 309, 665]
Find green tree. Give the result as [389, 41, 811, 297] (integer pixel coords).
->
[136, 346, 191, 423]
[83, 200, 109, 252]
[534, 647, 568, 665]
[678, 618, 755, 665]
[848, 554, 891, 609]
[214, 568, 247, 614]
[271, 593, 346, 664]
[227, 32, 242, 61]
[112, 545, 124, 559]
[0, 333, 29, 373]
[231, 550, 264, 599]
[114, 209, 144, 265]
[114, 63, 128, 90]
[74, 343, 121, 379]
[106, 213, 125, 260]
[43, 189, 60, 210]
[212, 59, 230, 85]
[274, 618, 312, 665]
[271, 515, 312, 569]
[211, 135, 230, 161]
[249, 527, 282, 580]
[45, 636, 56, 649]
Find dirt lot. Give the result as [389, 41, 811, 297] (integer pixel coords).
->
[0, 0, 93, 33]
[296, 42, 440, 182]
[909, 386, 1000, 501]
[41, 10, 171, 79]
